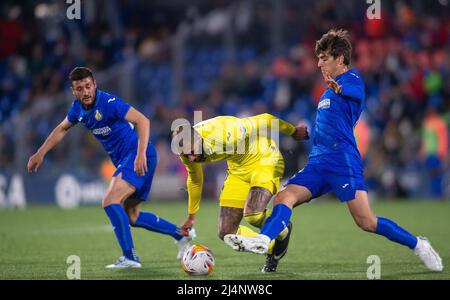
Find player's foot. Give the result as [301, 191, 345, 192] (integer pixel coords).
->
[414, 236, 443, 272]
[105, 256, 142, 269]
[262, 254, 278, 272]
[261, 222, 293, 273]
[224, 234, 270, 254]
[176, 228, 197, 260]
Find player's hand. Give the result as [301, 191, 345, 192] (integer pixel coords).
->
[134, 153, 148, 176]
[292, 124, 309, 141]
[322, 71, 342, 94]
[27, 152, 44, 173]
[181, 214, 196, 236]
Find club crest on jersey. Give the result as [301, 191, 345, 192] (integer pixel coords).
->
[318, 98, 330, 110]
[95, 110, 103, 121]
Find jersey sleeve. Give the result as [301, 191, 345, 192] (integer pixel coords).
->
[180, 155, 204, 215]
[66, 101, 79, 124]
[340, 78, 365, 102]
[248, 113, 296, 136]
[110, 97, 132, 119]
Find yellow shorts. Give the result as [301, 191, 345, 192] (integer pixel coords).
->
[219, 157, 284, 209]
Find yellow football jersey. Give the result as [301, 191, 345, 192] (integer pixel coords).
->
[180, 113, 296, 214]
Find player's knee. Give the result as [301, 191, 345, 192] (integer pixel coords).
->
[273, 192, 296, 207]
[102, 188, 126, 208]
[355, 217, 377, 232]
[244, 211, 267, 228]
[127, 212, 139, 226]
[273, 194, 286, 206]
[102, 197, 121, 208]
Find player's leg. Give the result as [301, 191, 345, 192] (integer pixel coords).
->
[244, 185, 290, 243]
[125, 198, 184, 239]
[345, 191, 377, 232]
[243, 186, 273, 229]
[124, 145, 196, 259]
[218, 206, 244, 240]
[224, 184, 312, 254]
[124, 198, 194, 260]
[102, 173, 141, 267]
[244, 154, 294, 272]
[242, 186, 277, 252]
[224, 164, 327, 254]
[244, 155, 290, 238]
[347, 190, 443, 272]
[258, 184, 311, 240]
[217, 173, 261, 241]
[253, 184, 307, 272]
[260, 163, 328, 241]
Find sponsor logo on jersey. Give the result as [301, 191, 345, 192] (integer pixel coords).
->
[92, 126, 111, 136]
[108, 97, 116, 103]
[318, 98, 330, 110]
[95, 110, 103, 121]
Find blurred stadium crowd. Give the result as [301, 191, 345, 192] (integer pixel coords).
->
[0, 0, 449, 199]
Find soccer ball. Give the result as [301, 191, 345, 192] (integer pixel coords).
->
[181, 244, 215, 276]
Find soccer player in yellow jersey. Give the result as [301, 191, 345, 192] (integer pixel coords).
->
[172, 113, 308, 272]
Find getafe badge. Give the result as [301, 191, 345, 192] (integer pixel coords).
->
[95, 110, 103, 121]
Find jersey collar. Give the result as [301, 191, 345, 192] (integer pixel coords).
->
[335, 68, 355, 81]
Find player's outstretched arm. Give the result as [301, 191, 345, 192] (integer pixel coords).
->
[250, 113, 309, 141]
[125, 107, 150, 176]
[27, 117, 75, 173]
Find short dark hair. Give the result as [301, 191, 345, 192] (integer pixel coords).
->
[315, 29, 352, 65]
[69, 67, 94, 83]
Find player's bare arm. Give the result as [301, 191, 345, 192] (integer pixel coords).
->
[27, 117, 75, 173]
[125, 107, 150, 176]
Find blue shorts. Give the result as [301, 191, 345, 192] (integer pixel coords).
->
[287, 153, 367, 202]
[113, 143, 157, 201]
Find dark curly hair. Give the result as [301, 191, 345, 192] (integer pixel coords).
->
[315, 29, 352, 66]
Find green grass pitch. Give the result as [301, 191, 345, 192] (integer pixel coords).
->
[0, 200, 449, 279]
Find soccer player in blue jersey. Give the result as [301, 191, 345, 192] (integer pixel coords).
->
[27, 67, 195, 268]
[225, 29, 443, 272]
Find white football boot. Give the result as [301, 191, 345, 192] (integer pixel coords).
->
[414, 236, 443, 272]
[176, 228, 197, 260]
[105, 256, 142, 269]
[224, 234, 271, 254]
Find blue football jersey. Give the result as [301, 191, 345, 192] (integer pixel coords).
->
[309, 68, 365, 159]
[66, 89, 138, 167]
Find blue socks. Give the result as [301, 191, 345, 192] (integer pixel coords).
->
[259, 205, 418, 251]
[133, 211, 184, 240]
[104, 204, 138, 261]
[375, 217, 418, 249]
[105, 205, 185, 261]
[260, 204, 292, 240]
